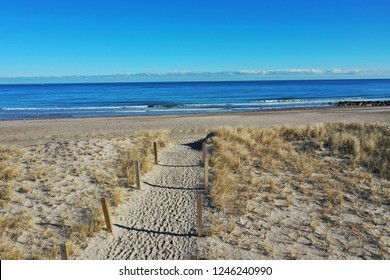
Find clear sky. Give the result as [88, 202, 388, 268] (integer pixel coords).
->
[0, 0, 389, 82]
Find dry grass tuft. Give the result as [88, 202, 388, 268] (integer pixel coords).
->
[0, 163, 20, 181]
[0, 182, 15, 206]
[0, 242, 23, 260]
[108, 186, 123, 207]
[74, 202, 105, 240]
[0, 210, 32, 242]
[0, 146, 22, 181]
[117, 130, 170, 186]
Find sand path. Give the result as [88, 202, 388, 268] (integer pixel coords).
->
[81, 139, 203, 260]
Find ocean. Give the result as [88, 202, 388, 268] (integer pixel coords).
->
[1, 79, 390, 120]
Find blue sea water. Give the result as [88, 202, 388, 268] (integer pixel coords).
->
[0, 79, 390, 120]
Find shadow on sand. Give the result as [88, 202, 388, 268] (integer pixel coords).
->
[143, 181, 204, 191]
[114, 224, 196, 237]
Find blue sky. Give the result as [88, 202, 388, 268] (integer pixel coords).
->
[0, 0, 389, 82]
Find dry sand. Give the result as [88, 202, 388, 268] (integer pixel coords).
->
[1, 107, 389, 147]
[81, 140, 203, 260]
[0, 107, 389, 259]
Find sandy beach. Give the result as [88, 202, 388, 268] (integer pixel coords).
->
[0, 107, 389, 260]
[1, 107, 390, 147]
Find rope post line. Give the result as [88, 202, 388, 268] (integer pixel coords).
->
[135, 160, 141, 189]
[197, 193, 203, 237]
[153, 142, 158, 164]
[60, 243, 69, 260]
[101, 197, 113, 234]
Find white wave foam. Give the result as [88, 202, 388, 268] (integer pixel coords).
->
[147, 108, 224, 112]
[1, 105, 148, 111]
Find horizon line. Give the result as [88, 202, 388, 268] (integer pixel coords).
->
[0, 68, 389, 84]
[2, 77, 390, 85]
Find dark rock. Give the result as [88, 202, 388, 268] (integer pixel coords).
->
[335, 100, 390, 107]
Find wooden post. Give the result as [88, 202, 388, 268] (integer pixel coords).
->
[101, 197, 113, 233]
[60, 243, 69, 260]
[197, 193, 203, 237]
[153, 142, 158, 164]
[135, 160, 141, 189]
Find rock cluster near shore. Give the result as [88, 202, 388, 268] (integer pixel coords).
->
[336, 100, 390, 107]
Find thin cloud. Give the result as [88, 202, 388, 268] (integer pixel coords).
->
[237, 69, 365, 75]
[128, 68, 367, 77]
[0, 69, 385, 84]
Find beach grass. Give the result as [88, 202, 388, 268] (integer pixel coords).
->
[117, 130, 170, 186]
[205, 123, 390, 259]
[0, 130, 170, 259]
[0, 146, 23, 181]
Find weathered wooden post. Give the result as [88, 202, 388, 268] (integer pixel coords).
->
[135, 160, 141, 189]
[153, 142, 158, 164]
[197, 193, 203, 237]
[60, 243, 69, 260]
[101, 197, 113, 233]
